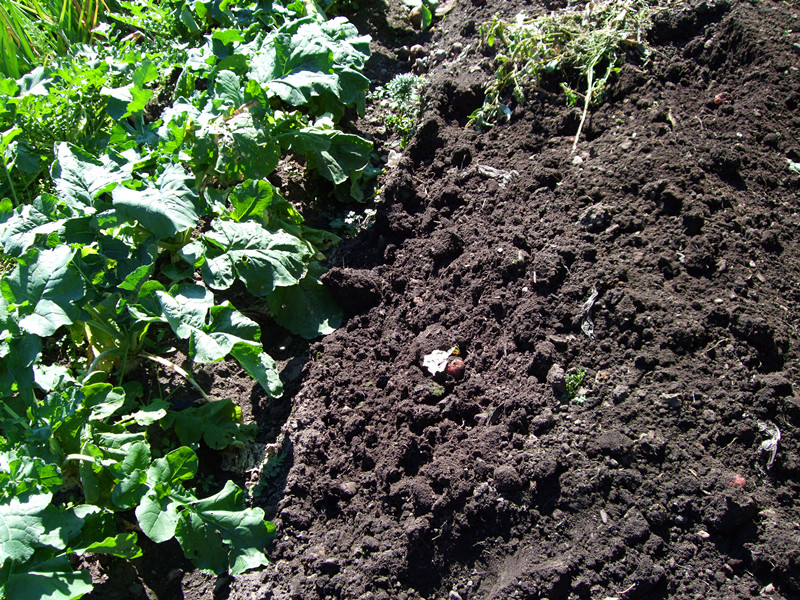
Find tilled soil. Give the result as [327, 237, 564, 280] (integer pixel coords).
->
[88, 1, 800, 599]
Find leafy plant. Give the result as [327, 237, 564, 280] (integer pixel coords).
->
[0, 1, 374, 596]
[565, 369, 586, 403]
[0, 0, 111, 78]
[469, 0, 656, 151]
[370, 73, 426, 148]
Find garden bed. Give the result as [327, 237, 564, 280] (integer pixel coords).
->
[86, 0, 800, 598]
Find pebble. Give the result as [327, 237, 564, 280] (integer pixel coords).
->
[572, 155, 584, 165]
[410, 44, 427, 59]
[547, 364, 567, 394]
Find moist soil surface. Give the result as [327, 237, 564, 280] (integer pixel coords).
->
[86, 1, 800, 599]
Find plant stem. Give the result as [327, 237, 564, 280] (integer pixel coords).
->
[84, 348, 121, 379]
[2, 162, 20, 205]
[140, 352, 212, 404]
[572, 63, 595, 153]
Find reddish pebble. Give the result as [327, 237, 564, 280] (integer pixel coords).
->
[445, 357, 465, 380]
[729, 474, 746, 488]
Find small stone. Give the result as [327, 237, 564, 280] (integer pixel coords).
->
[578, 203, 610, 233]
[339, 481, 358, 497]
[494, 465, 525, 493]
[452, 42, 464, 54]
[409, 44, 427, 59]
[572, 155, 584, 165]
[547, 363, 567, 395]
[433, 48, 447, 62]
[619, 138, 633, 150]
[408, 6, 423, 29]
[611, 384, 630, 403]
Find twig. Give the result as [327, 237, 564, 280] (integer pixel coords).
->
[141, 352, 213, 404]
[573, 64, 595, 153]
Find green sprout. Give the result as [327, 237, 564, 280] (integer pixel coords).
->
[370, 73, 427, 148]
[565, 369, 587, 403]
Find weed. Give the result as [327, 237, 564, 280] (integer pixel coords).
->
[428, 382, 446, 397]
[370, 73, 427, 148]
[469, 0, 658, 151]
[565, 369, 586, 402]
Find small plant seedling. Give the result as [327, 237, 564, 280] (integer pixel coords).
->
[565, 369, 587, 403]
[370, 73, 427, 148]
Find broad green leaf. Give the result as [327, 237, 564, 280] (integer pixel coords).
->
[280, 124, 371, 185]
[124, 400, 169, 426]
[112, 164, 201, 240]
[153, 283, 281, 394]
[249, 17, 370, 117]
[196, 112, 280, 181]
[0, 492, 50, 563]
[82, 384, 126, 421]
[3, 555, 93, 600]
[147, 446, 198, 490]
[1, 246, 84, 337]
[51, 143, 127, 214]
[168, 399, 252, 450]
[228, 179, 276, 222]
[214, 70, 244, 107]
[111, 442, 150, 510]
[266, 270, 341, 339]
[0, 203, 66, 256]
[229, 343, 283, 398]
[178, 480, 273, 575]
[80, 533, 142, 559]
[175, 510, 228, 573]
[200, 220, 310, 295]
[156, 283, 260, 361]
[135, 490, 180, 544]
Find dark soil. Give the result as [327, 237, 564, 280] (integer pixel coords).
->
[87, 0, 800, 598]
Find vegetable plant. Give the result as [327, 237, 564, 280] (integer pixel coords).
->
[0, 0, 374, 596]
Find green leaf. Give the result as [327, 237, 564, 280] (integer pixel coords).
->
[3, 555, 93, 600]
[111, 165, 201, 240]
[280, 122, 371, 185]
[1, 246, 84, 337]
[80, 533, 142, 559]
[155, 283, 258, 359]
[199, 220, 310, 295]
[51, 143, 128, 215]
[229, 343, 283, 398]
[196, 112, 280, 181]
[214, 70, 244, 107]
[177, 480, 273, 575]
[0, 492, 51, 564]
[168, 399, 252, 450]
[147, 446, 198, 490]
[228, 179, 275, 223]
[111, 442, 150, 510]
[266, 270, 342, 339]
[174, 510, 228, 573]
[135, 490, 180, 543]
[82, 384, 126, 421]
